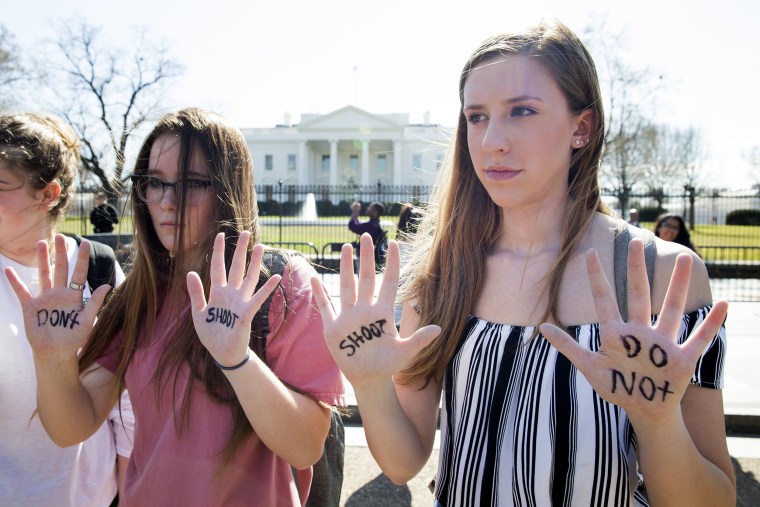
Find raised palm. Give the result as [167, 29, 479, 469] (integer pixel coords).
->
[186, 232, 281, 367]
[540, 239, 728, 427]
[310, 233, 440, 390]
[6, 235, 110, 362]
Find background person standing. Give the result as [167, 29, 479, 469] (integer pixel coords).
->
[90, 193, 119, 233]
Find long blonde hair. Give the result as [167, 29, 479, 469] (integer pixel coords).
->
[400, 20, 612, 386]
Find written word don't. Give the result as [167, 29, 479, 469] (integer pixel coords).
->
[37, 309, 81, 329]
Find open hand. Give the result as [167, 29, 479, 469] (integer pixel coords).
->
[310, 233, 440, 390]
[540, 239, 728, 429]
[6, 234, 110, 362]
[186, 232, 281, 368]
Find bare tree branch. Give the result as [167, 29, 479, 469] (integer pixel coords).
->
[0, 25, 27, 109]
[583, 19, 665, 215]
[40, 17, 182, 201]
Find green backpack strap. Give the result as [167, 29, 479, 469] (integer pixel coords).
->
[614, 222, 657, 322]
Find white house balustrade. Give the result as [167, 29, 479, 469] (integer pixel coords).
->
[241, 105, 450, 187]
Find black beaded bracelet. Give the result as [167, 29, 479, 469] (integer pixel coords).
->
[213, 349, 251, 371]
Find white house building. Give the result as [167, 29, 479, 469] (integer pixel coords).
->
[242, 105, 450, 187]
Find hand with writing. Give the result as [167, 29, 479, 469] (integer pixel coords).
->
[540, 239, 728, 429]
[186, 232, 281, 368]
[310, 233, 440, 391]
[6, 234, 111, 363]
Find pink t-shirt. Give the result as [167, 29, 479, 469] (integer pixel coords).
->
[97, 255, 344, 506]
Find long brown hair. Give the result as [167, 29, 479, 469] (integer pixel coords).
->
[400, 20, 612, 386]
[78, 107, 276, 465]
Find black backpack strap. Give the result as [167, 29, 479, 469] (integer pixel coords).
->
[69, 235, 118, 290]
[614, 222, 656, 322]
[256, 249, 290, 350]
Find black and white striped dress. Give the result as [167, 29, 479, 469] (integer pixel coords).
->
[434, 305, 725, 506]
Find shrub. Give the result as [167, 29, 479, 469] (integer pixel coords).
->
[638, 206, 667, 222]
[726, 209, 760, 226]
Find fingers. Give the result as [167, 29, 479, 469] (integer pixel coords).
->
[227, 231, 251, 287]
[680, 300, 728, 360]
[240, 243, 265, 297]
[186, 271, 208, 312]
[540, 323, 593, 370]
[655, 254, 692, 339]
[586, 249, 621, 325]
[37, 240, 52, 290]
[626, 239, 652, 324]
[244, 274, 281, 322]
[209, 233, 227, 286]
[357, 234, 376, 303]
[53, 235, 70, 289]
[339, 243, 356, 310]
[5, 267, 33, 303]
[310, 276, 337, 325]
[376, 241, 400, 308]
[70, 239, 92, 289]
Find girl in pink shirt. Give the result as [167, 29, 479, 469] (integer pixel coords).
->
[7, 108, 344, 506]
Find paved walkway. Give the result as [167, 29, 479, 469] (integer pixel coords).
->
[320, 274, 760, 505]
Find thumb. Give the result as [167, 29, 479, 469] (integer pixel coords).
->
[399, 324, 441, 358]
[85, 284, 112, 320]
[186, 272, 208, 312]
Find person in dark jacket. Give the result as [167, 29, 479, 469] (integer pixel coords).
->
[90, 193, 119, 233]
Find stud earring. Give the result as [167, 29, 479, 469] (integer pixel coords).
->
[575, 139, 583, 145]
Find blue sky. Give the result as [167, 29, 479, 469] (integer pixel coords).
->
[5, 0, 758, 189]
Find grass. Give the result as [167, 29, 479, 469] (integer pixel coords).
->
[641, 222, 760, 262]
[59, 216, 760, 262]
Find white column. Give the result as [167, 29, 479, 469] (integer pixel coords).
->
[361, 140, 370, 186]
[393, 140, 402, 185]
[298, 141, 308, 185]
[329, 140, 338, 186]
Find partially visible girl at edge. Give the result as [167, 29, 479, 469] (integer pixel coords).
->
[7, 108, 344, 506]
[311, 21, 734, 506]
[0, 112, 133, 506]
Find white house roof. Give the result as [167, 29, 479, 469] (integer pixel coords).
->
[298, 105, 406, 131]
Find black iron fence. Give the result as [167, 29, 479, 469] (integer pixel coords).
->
[64, 184, 760, 301]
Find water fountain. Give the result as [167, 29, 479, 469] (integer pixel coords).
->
[299, 192, 318, 222]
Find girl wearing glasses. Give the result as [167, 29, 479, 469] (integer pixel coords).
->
[654, 213, 699, 254]
[7, 108, 344, 505]
[312, 21, 733, 506]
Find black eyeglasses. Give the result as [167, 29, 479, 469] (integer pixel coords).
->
[130, 175, 213, 206]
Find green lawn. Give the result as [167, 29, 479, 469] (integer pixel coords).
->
[641, 222, 760, 261]
[59, 216, 760, 262]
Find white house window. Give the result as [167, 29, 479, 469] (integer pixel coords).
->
[349, 154, 358, 172]
[435, 153, 443, 170]
[412, 153, 422, 171]
[287, 154, 296, 171]
[377, 154, 387, 172]
[321, 155, 330, 171]
[265, 154, 273, 171]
